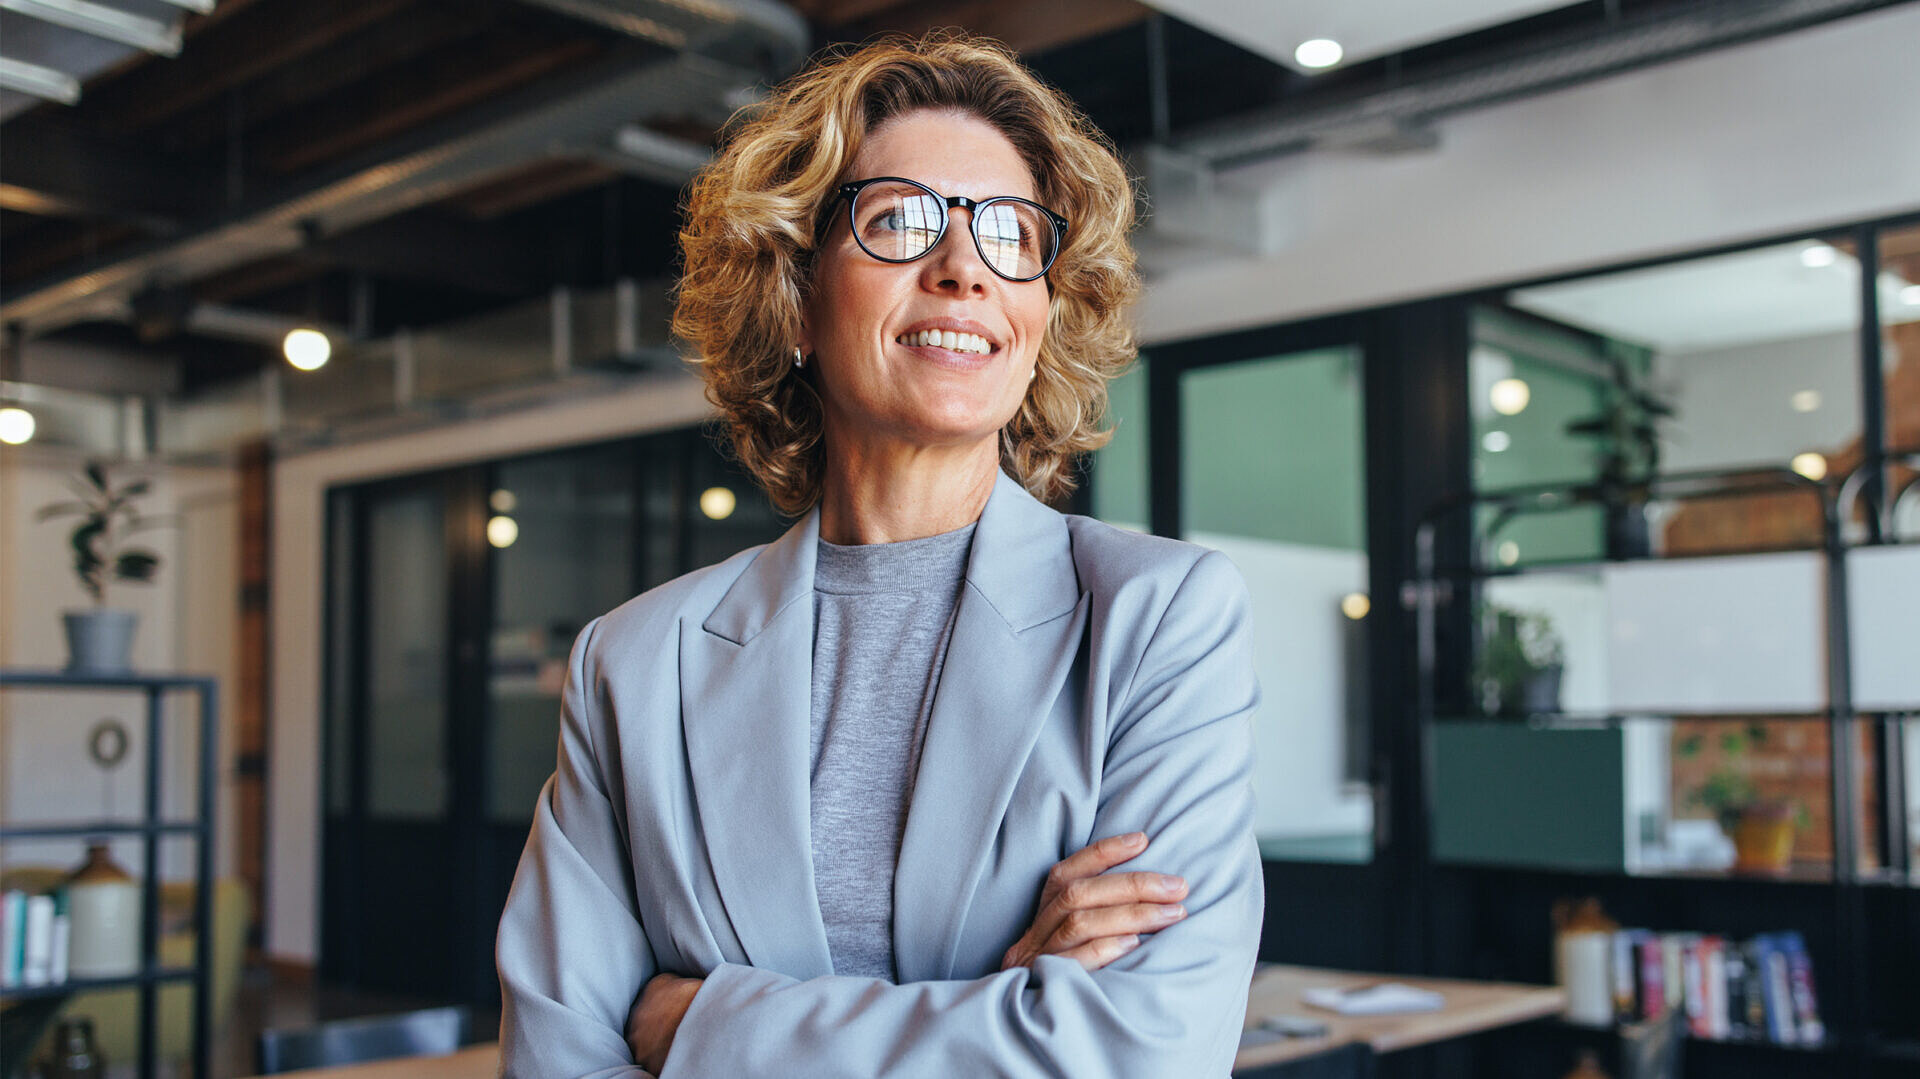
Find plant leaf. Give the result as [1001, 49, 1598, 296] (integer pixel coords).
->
[115, 550, 160, 582]
[34, 501, 93, 521]
[118, 479, 151, 499]
[84, 461, 108, 492]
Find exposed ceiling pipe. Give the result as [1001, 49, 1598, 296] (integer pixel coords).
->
[1, 0, 809, 338]
[0, 55, 79, 104]
[1175, 0, 1899, 165]
[0, 0, 184, 56]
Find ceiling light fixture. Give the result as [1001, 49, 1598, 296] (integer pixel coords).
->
[1790, 453, 1827, 481]
[1490, 378, 1531, 416]
[1340, 593, 1370, 620]
[490, 489, 518, 514]
[699, 486, 737, 521]
[283, 328, 331, 371]
[487, 515, 519, 548]
[1799, 243, 1837, 268]
[1482, 430, 1512, 453]
[1295, 38, 1344, 69]
[0, 405, 35, 445]
[1790, 390, 1821, 413]
[1496, 541, 1520, 567]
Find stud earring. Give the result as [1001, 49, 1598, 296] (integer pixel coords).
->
[793, 346, 805, 370]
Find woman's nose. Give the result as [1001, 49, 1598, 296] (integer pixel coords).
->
[920, 209, 994, 294]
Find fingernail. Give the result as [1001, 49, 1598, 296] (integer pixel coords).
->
[1124, 832, 1147, 847]
[1156, 875, 1186, 896]
[1120, 934, 1142, 950]
[1157, 904, 1187, 921]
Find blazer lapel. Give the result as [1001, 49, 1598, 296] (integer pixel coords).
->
[892, 472, 1087, 982]
[681, 510, 836, 979]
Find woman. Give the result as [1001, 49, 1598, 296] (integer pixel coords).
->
[496, 34, 1262, 1077]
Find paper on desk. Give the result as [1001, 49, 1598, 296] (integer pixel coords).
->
[1302, 983, 1445, 1015]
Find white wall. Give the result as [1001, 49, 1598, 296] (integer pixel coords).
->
[1193, 533, 1372, 842]
[266, 374, 711, 962]
[0, 446, 239, 884]
[1136, 4, 1920, 345]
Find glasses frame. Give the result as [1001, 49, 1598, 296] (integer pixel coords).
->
[831, 176, 1070, 283]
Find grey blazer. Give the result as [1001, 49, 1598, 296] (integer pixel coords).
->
[496, 470, 1264, 1077]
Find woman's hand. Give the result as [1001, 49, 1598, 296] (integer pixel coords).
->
[627, 972, 703, 1074]
[1000, 831, 1188, 973]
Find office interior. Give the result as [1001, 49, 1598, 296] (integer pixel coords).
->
[1, 1, 1917, 1077]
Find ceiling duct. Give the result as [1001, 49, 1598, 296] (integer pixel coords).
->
[1174, 0, 1897, 166]
[1, 0, 807, 338]
[1130, 0, 1894, 270]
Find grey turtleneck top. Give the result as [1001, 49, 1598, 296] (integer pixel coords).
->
[808, 522, 975, 981]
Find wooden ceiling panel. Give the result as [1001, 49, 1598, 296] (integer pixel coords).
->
[827, 0, 1152, 55]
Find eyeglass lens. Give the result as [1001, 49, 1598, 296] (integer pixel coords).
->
[851, 180, 1057, 281]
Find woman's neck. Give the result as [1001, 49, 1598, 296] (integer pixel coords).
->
[817, 437, 1000, 545]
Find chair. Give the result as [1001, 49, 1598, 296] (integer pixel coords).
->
[255, 1005, 471, 1074]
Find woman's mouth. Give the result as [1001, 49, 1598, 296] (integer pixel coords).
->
[896, 329, 994, 355]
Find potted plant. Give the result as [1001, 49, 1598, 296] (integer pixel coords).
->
[35, 461, 164, 672]
[1472, 604, 1566, 716]
[1677, 724, 1809, 875]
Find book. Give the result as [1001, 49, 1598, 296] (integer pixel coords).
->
[1700, 936, 1729, 1040]
[0, 890, 22, 988]
[1635, 934, 1666, 1018]
[1681, 935, 1712, 1038]
[1779, 932, 1826, 1046]
[1755, 934, 1797, 1044]
[21, 893, 55, 987]
[1613, 929, 1651, 1021]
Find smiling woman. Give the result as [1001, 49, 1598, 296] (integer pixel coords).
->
[496, 33, 1265, 1079]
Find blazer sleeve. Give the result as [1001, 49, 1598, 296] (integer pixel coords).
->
[659, 549, 1264, 1078]
[497, 616, 656, 1077]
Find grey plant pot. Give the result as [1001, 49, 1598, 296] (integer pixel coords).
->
[64, 608, 138, 673]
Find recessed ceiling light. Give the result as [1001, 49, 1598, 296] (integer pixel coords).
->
[1482, 430, 1512, 453]
[1295, 38, 1344, 69]
[1799, 243, 1838, 269]
[1341, 593, 1371, 620]
[1496, 541, 1520, 566]
[1790, 452, 1827, 482]
[1789, 390, 1821, 413]
[490, 489, 517, 513]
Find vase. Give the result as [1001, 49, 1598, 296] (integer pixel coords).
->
[65, 842, 140, 978]
[1731, 806, 1796, 875]
[62, 609, 137, 673]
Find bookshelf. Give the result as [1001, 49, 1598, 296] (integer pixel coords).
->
[0, 669, 217, 1079]
[1409, 464, 1918, 1077]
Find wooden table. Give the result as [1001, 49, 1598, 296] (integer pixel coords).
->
[1232, 964, 1568, 1071]
[247, 966, 1564, 1078]
[261, 1044, 498, 1078]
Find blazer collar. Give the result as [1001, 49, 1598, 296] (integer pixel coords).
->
[702, 468, 1079, 644]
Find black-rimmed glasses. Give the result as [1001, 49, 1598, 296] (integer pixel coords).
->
[830, 176, 1069, 283]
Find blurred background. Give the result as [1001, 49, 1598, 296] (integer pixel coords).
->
[1, 1, 1916, 1076]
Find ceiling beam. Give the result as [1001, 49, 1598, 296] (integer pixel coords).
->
[77, 0, 418, 132]
[833, 0, 1152, 55]
[256, 32, 607, 174]
[0, 118, 222, 226]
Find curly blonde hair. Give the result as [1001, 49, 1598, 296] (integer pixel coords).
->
[673, 33, 1142, 515]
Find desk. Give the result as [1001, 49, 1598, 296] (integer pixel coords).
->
[1233, 964, 1568, 1072]
[247, 967, 1564, 1078]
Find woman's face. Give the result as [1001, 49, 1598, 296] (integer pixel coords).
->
[802, 108, 1052, 458]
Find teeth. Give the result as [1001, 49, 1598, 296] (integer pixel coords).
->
[898, 329, 992, 354]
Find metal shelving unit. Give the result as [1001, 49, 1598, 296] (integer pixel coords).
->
[1406, 460, 1917, 1075]
[0, 669, 217, 1079]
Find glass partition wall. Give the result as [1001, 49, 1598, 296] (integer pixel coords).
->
[322, 426, 784, 1003]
